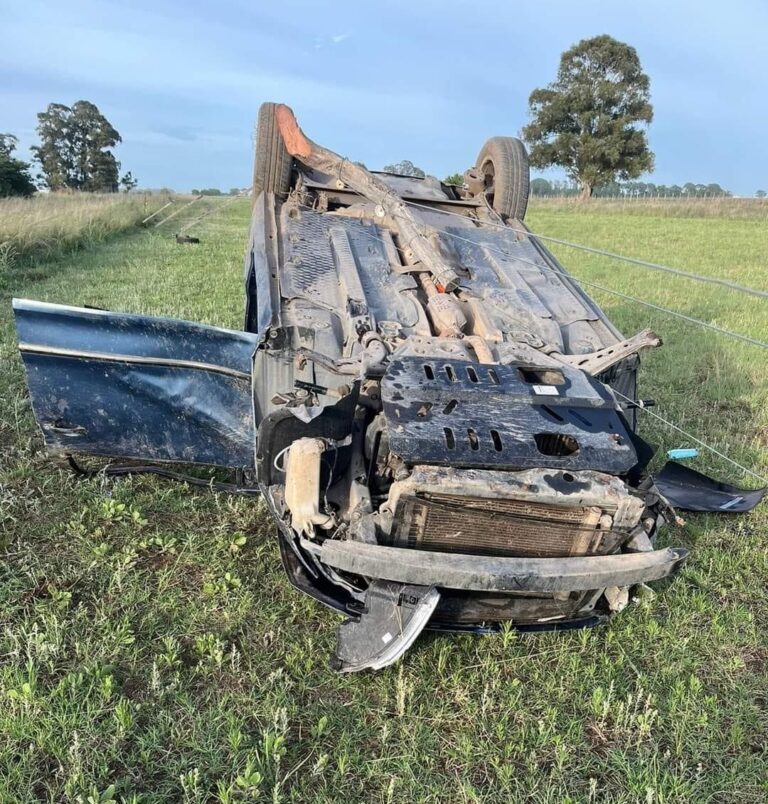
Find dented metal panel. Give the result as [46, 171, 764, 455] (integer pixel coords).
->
[14, 299, 258, 467]
[381, 356, 636, 472]
[244, 192, 281, 336]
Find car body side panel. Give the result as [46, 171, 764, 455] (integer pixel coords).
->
[14, 298, 259, 467]
[244, 193, 282, 336]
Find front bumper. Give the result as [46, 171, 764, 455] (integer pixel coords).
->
[303, 539, 688, 593]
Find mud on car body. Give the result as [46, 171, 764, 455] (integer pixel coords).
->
[14, 103, 689, 671]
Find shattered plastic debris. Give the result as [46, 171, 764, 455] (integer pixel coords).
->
[654, 461, 767, 513]
[666, 448, 699, 461]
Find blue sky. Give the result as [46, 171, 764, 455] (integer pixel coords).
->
[2, 0, 767, 194]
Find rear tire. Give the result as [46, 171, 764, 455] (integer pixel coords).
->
[253, 102, 293, 201]
[475, 136, 529, 221]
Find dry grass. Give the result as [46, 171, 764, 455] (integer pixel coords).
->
[530, 195, 768, 220]
[0, 192, 172, 271]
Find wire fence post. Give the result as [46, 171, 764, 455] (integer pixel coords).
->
[153, 195, 202, 228]
[141, 199, 174, 225]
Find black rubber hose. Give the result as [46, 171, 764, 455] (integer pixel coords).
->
[66, 455, 260, 496]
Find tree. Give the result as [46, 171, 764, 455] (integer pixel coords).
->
[0, 134, 36, 197]
[120, 171, 138, 192]
[382, 160, 425, 178]
[443, 173, 464, 186]
[530, 178, 553, 196]
[755, 190, 766, 198]
[594, 180, 622, 197]
[704, 183, 729, 197]
[32, 101, 123, 192]
[522, 35, 654, 198]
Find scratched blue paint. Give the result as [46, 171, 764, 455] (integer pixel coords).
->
[13, 299, 259, 468]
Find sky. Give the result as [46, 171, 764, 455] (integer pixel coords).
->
[2, 0, 767, 195]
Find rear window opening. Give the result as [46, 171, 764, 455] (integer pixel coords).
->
[518, 367, 565, 385]
[534, 432, 579, 456]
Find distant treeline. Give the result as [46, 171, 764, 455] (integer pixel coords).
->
[191, 188, 244, 196]
[531, 178, 731, 198]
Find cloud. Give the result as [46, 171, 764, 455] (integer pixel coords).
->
[314, 32, 351, 49]
[0, 16, 440, 122]
[5, 0, 766, 193]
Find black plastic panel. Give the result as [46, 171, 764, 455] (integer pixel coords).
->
[381, 357, 636, 473]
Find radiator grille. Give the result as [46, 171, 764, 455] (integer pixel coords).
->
[392, 493, 606, 558]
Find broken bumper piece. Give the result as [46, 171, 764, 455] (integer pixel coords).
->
[332, 581, 440, 673]
[317, 542, 687, 671]
[654, 460, 767, 513]
[304, 539, 688, 594]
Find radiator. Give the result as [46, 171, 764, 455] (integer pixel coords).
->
[391, 493, 609, 558]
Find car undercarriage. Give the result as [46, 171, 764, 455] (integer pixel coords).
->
[14, 103, 691, 671]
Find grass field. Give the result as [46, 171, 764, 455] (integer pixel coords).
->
[1, 197, 766, 802]
[529, 196, 768, 220]
[0, 193, 175, 276]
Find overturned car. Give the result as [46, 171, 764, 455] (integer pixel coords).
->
[14, 103, 690, 671]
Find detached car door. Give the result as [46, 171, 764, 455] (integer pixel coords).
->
[13, 299, 259, 468]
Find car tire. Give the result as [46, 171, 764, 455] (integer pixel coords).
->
[253, 102, 293, 201]
[475, 136, 529, 221]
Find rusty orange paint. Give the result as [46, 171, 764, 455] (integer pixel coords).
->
[275, 105, 312, 159]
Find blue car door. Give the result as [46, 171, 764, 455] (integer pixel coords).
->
[13, 299, 260, 468]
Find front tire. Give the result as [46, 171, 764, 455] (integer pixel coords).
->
[475, 136, 529, 221]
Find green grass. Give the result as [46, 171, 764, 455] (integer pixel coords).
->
[530, 195, 768, 220]
[1, 198, 766, 802]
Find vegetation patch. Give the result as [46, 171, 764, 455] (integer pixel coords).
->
[1, 198, 766, 802]
[0, 193, 172, 276]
